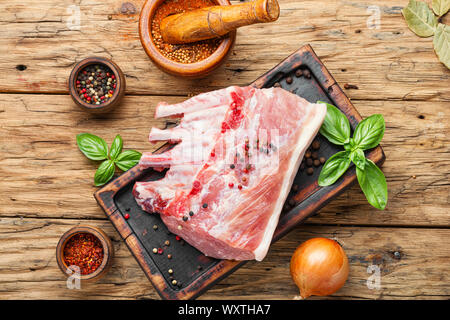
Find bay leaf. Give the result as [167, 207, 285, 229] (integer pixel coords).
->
[433, 24, 450, 69]
[432, 0, 450, 16]
[402, 0, 438, 37]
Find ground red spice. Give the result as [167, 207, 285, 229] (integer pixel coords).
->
[63, 233, 104, 275]
[151, 0, 221, 63]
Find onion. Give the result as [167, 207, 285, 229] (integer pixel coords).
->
[290, 237, 349, 299]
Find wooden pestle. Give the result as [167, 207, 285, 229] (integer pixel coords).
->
[160, 0, 280, 44]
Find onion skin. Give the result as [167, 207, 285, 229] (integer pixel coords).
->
[290, 237, 349, 299]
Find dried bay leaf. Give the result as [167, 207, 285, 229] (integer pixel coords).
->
[432, 0, 450, 17]
[402, 0, 438, 37]
[433, 24, 450, 69]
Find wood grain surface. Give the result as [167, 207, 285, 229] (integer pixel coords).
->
[0, 0, 449, 299]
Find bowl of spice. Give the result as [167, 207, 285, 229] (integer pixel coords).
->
[139, 0, 236, 78]
[69, 57, 126, 113]
[56, 225, 114, 282]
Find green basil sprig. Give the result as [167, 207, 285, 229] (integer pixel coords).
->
[76, 133, 142, 186]
[317, 102, 388, 210]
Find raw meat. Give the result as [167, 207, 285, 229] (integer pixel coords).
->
[133, 86, 326, 261]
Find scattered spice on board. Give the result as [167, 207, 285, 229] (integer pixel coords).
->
[151, 0, 221, 63]
[76, 64, 117, 105]
[63, 233, 104, 275]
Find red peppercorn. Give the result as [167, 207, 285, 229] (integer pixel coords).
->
[84, 93, 88, 98]
[158, 248, 163, 254]
[210, 152, 215, 157]
[228, 182, 234, 188]
[175, 236, 181, 241]
[238, 184, 242, 190]
[82, 88, 86, 93]
[86, 97, 91, 101]
[124, 213, 130, 219]
[113, 84, 116, 88]
[111, 75, 115, 79]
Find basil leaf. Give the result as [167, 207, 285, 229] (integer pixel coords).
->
[318, 102, 351, 145]
[109, 135, 123, 160]
[356, 159, 388, 210]
[318, 151, 351, 186]
[353, 114, 385, 150]
[433, 23, 450, 69]
[94, 160, 115, 186]
[350, 148, 365, 170]
[76, 133, 108, 161]
[402, 0, 438, 37]
[432, 0, 450, 17]
[115, 150, 142, 171]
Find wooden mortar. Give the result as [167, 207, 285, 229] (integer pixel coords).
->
[139, 0, 236, 78]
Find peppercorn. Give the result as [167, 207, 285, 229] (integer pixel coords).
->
[273, 82, 281, 88]
[172, 280, 177, 285]
[168, 269, 173, 274]
[312, 152, 319, 160]
[314, 159, 321, 167]
[152, 248, 158, 254]
[312, 141, 320, 150]
[303, 69, 311, 79]
[124, 213, 130, 220]
[230, 164, 235, 169]
[177, 225, 182, 230]
[153, 224, 158, 230]
[189, 211, 194, 216]
[305, 151, 311, 158]
[306, 168, 314, 175]
[286, 76, 293, 84]
[167, 254, 172, 259]
[182, 216, 188, 222]
[306, 158, 313, 166]
[76, 64, 117, 105]
[165, 240, 170, 246]
[320, 157, 326, 164]
[295, 69, 303, 77]
[202, 203, 208, 209]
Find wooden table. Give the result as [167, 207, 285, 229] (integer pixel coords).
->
[0, 0, 449, 300]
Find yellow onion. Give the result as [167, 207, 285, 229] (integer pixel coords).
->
[290, 237, 349, 299]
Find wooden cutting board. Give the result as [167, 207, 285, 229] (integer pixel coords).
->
[95, 44, 385, 300]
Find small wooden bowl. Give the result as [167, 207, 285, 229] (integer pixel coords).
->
[69, 57, 126, 113]
[139, 0, 236, 78]
[56, 225, 114, 282]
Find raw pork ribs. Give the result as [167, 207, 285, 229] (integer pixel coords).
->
[133, 86, 326, 261]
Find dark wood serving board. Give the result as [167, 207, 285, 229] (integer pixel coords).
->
[95, 44, 385, 300]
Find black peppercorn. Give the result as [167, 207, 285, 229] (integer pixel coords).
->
[286, 76, 293, 84]
[295, 69, 303, 77]
[312, 140, 320, 150]
[189, 211, 194, 216]
[202, 203, 208, 209]
[306, 158, 313, 166]
[306, 168, 314, 175]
